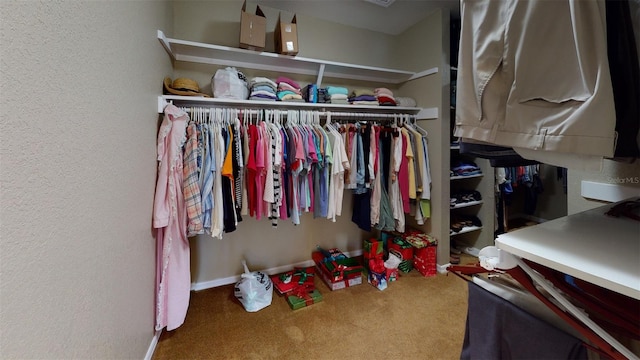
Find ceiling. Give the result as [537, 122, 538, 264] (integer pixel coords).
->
[255, 0, 460, 35]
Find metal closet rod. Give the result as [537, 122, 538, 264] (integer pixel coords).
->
[178, 107, 415, 121]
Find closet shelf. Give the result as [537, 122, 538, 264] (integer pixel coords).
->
[450, 173, 483, 180]
[451, 200, 483, 209]
[451, 226, 482, 236]
[158, 30, 438, 85]
[158, 95, 438, 119]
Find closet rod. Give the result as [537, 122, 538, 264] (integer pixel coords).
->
[177, 107, 415, 121]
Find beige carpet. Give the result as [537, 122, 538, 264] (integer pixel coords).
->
[152, 258, 475, 360]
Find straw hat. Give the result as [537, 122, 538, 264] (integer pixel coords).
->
[163, 77, 210, 97]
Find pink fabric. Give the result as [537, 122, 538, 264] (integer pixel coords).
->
[275, 76, 300, 90]
[255, 125, 265, 220]
[153, 104, 191, 331]
[398, 131, 410, 213]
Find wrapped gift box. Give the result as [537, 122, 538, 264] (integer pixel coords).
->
[312, 250, 363, 291]
[414, 246, 437, 277]
[363, 238, 384, 269]
[404, 229, 438, 247]
[286, 288, 323, 310]
[271, 266, 315, 295]
[404, 229, 438, 277]
[388, 237, 414, 273]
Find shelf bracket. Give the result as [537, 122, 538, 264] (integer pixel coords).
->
[316, 63, 325, 87]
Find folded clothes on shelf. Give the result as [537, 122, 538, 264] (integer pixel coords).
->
[451, 158, 482, 177]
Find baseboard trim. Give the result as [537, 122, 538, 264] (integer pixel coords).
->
[190, 249, 364, 291]
[144, 329, 162, 360]
[437, 263, 451, 274]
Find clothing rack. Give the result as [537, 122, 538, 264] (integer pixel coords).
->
[157, 96, 439, 120]
[174, 105, 417, 124]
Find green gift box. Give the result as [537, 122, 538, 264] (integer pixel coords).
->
[363, 238, 384, 268]
[286, 288, 323, 310]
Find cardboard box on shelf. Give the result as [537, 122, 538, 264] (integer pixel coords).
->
[239, 0, 266, 51]
[274, 13, 298, 55]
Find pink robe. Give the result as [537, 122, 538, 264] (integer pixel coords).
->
[153, 104, 190, 331]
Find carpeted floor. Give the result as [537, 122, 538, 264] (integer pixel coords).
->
[152, 256, 476, 360]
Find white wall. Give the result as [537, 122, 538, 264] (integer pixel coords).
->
[0, 1, 171, 358]
[568, 160, 640, 214]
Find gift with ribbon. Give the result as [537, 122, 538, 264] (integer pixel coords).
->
[271, 266, 316, 295]
[403, 229, 438, 277]
[312, 249, 364, 291]
[363, 238, 384, 269]
[286, 287, 323, 310]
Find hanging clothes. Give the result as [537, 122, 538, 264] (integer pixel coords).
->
[153, 104, 191, 331]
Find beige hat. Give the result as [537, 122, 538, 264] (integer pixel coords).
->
[163, 77, 210, 97]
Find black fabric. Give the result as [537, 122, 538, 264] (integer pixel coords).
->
[221, 128, 237, 233]
[362, 124, 371, 183]
[459, 141, 540, 167]
[461, 281, 587, 360]
[351, 190, 372, 232]
[607, 0, 640, 158]
[380, 129, 392, 191]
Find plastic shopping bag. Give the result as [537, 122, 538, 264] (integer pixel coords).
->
[234, 260, 273, 312]
[212, 67, 249, 100]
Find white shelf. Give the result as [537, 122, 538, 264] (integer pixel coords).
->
[158, 30, 438, 86]
[496, 198, 640, 300]
[451, 200, 483, 209]
[450, 173, 483, 180]
[451, 226, 482, 236]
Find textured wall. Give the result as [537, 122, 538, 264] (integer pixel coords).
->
[0, 1, 170, 358]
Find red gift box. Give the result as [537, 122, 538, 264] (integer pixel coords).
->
[363, 238, 384, 269]
[312, 250, 363, 291]
[414, 245, 437, 277]
[402, 229, 437, 277]
[271, 266, 315, 295]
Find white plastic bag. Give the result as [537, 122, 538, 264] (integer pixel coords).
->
[212, 67, 249, 100]
[234, 260, 273, 312]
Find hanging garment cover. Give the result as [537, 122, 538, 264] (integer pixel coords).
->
[153, 104, 191, 331]
[455, 0, 617, 158]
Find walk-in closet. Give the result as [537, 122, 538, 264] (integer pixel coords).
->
[3, 1, 639, 359]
